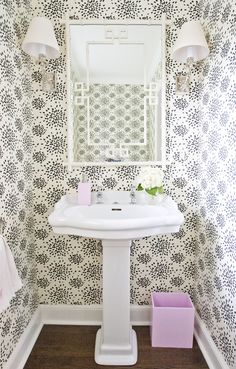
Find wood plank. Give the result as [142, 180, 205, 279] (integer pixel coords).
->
[24, 325, 209, 369]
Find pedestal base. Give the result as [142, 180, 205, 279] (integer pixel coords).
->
[95, 328, 138, 366]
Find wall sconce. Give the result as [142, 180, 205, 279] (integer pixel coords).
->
[172, 20, 209, 95]
[22, 16, 60, 91]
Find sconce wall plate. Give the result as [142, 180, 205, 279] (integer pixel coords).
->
[175, 75, 189, 95]
[42, 71, 57, 92]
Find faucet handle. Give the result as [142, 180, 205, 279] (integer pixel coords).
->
[130, 185, 136, 204]
[130, 184, 136, 192]
[96, 187, 103, 204]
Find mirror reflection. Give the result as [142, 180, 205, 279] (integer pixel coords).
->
[69, 23, 165, 163]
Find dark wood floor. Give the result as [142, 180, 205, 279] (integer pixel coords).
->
[24, 325, 209, 369]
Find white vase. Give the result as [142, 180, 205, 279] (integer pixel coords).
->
[135, 191, 147, 205]
[147, 193, 166, 205]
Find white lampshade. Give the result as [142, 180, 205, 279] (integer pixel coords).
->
[22, 16, 60, 59]
[172, 20, 209, 63]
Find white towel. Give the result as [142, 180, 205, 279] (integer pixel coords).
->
[0, 235, 22, 313]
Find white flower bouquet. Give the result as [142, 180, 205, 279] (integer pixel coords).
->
[136, 167, 164, 196]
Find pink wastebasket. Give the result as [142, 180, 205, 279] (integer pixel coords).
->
[150, 292, 194, 348]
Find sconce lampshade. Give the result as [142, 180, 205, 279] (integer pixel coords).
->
[22, 16, 60, 59]
[172, 20, 209, 63]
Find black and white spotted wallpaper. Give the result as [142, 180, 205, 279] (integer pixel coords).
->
[32, 0, 199, 308]
[194, 1, 236, 367]
[0, 0, 235, 368]
[0, 1, 39, 368]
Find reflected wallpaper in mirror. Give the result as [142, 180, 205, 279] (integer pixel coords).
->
[69, 24, 164, 163]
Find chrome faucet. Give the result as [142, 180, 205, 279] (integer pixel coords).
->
[130, 185, 136, 205]
[96, 187, 103, 204]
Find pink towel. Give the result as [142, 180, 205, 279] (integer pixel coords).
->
[0, 235, 22, 313]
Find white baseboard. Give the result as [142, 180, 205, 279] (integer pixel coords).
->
[4, 308, 43, 369]
[40, 304, 151, 326]
[194, 310, 229, 369]
[40, 304, 102, 325]
[4, 304, 229, 369]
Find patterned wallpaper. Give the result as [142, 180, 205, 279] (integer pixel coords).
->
[0, 1, 39, 368]
[0, 0, 235, 369]
[32, 0, 199, 312]
[194, 1, 236, 368]
[73, 83, 151, 162]
[31, 0, 235, 366]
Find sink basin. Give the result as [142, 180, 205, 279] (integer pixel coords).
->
[49, 191, 184, 240]
[48, 190, 184, 366]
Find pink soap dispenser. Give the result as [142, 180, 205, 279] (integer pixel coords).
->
[77, 175, 91, 205]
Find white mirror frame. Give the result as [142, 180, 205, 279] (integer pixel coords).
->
[65, 15, 169, 170]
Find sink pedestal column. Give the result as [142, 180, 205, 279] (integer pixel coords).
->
[95, 239, 137, 365]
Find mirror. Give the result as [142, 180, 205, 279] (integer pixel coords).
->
[67, 19, 166, 166]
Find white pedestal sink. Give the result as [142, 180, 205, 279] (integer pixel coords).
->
[48, 191, 184, 365]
